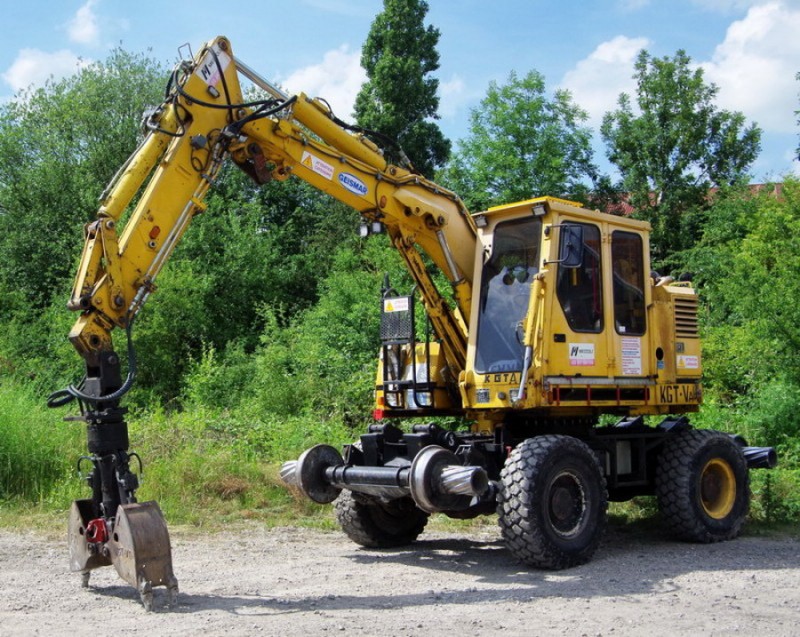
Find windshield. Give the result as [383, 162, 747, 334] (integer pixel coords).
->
[475, 217, 542, 373]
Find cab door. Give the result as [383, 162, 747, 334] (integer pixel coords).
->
[545, 221, 611, 378]
[608, 229, 650, 380]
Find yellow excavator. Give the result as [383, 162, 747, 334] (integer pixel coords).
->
[48, 36, 776, 609]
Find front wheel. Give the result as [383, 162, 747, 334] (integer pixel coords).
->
[334, 491, 429, 548]
[498, 435, 608, 569]
[656, 429, 749, 542]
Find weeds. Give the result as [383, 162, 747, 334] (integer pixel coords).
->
[2, 376, 799, 535]
[0, 382, 82, 503]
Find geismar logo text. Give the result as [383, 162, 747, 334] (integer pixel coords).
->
[339, 172, 369, 196]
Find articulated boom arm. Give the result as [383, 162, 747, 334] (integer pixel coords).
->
[53, 35, 480, 606]
[68, 35, 476, 384]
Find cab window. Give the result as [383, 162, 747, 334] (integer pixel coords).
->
[611, 231, 646, 335]
[475, 217, 542, 373]
[556, 223, 603, 333]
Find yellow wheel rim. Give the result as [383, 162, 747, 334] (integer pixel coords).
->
[700, 458, 736, 519]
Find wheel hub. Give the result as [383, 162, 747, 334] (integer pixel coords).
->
[700, 458, 736, 519]
[547, 470, 587, 538]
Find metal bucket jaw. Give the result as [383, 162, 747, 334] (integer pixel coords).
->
[109, 501, 178, 610]
[67, 499, 178, 610]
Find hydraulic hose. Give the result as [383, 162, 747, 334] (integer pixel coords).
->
[47, 317, 138, 409]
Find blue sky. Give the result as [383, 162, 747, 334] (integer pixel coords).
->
[2, 0, 798, 181]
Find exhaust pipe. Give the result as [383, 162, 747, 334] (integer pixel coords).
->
[743, 446, 778, 469]
[727, 434, 778, 469]
[281, 444, 489, 512]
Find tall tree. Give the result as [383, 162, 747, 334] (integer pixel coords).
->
[354, 0, 450, 177]
[441, 70, 597, 211]
[601, 49, 761, 262]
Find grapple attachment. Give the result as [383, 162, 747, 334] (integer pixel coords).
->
[68, 499, 178, 611]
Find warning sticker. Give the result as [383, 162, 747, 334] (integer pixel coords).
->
[301, 151, 334, 180]
[384, 297, 410, 313]
[569, 343, 595, 367]
[677, 355, 699, 370]
[621, 337, 642, 375]
[195, 45, 232, 88]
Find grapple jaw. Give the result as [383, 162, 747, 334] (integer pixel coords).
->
[68, 500, 112, 575]
[68, 499, 178, 611]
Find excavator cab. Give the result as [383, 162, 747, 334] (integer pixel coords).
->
[458, 196, 691, 415]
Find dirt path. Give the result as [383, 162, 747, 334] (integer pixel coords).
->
[1, 522, 798, 636]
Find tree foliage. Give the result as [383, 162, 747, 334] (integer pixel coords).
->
[134, 172, 360, 402]
[354, 0, 450, 177]
[440, 70, 596, 211]
[0, 49, 167, 312]
[602, 49, 761, 262]
[686, 181, 800, 390]
[0, 29, 797, 476]
[679, 180, 800, 454]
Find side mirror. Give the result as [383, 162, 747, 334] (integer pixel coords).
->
[558, 224, 584, 268]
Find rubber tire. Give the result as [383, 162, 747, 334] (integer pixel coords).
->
[334, 491, 429, 548]
[498, 435, 608, 570]
[655, 429, 749, 543]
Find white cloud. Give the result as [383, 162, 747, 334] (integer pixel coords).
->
[280, 45, 366, 120]
[67, 0, 100, 45]
[559, 35, 651, 127]
[2, 48, 89, 94]
[700, 1, 800, 133]
[783, 148, 800, 176]
[439, 74, 466, 118]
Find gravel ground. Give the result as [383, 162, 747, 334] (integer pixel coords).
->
[1, 521, 798, 636]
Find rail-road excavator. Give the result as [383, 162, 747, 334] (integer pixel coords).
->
[48, 36, 776, 609]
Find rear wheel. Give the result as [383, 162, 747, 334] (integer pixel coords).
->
[334, 491, 429, 548]
[655, 429, 749, 542]
[498, 435, 608, 569]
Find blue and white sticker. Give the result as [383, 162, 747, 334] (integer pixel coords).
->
[338, 172, 369, 196]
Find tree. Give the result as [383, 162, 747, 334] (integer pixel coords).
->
[0, 49, 167, 311]
[0, 50, 168, 391]
[601, 49, 761, 262]
[681, 181, 800, 389]
[354, 0, 450, 177]
[441, 70, 597, 211]
[680, 181, 800, 452]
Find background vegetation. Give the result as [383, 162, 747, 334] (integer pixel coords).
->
[0, 0, 798, 531]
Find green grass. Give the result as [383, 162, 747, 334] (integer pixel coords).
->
[1, 378, 799, 538]
[0, 381, 349, 531]
[0, 381, 83, 504]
